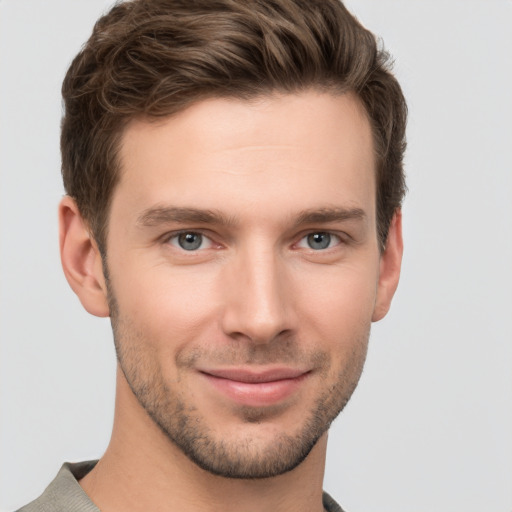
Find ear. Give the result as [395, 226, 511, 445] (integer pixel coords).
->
[59, 196, 110, 317]
[372, 210, 404, 322]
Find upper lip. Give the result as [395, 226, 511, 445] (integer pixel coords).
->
[199, 367, 309, 383]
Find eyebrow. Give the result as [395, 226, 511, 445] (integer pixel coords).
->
[136, 206, 235, 227]
[136, 205, 366, 228]
[293, 207, 367, 227]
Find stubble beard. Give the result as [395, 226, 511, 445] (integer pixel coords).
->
[107, 290, 369, 480]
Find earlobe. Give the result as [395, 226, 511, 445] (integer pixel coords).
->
[372, 210, 404, 322]
[59, 196, 110, 317]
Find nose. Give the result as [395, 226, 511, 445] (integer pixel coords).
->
[220, 245, 295, 345]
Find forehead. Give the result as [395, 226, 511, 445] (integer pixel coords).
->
[114, 91, 376, 224]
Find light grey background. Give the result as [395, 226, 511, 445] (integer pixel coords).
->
[1, 1, 511, 511]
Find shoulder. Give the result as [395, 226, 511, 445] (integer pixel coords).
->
[16, 461, 98, 512]
[323, 491, 347, 512]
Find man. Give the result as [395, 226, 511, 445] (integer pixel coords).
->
[19, 0, 406, 510]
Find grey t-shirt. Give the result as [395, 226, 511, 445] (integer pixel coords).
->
[17, 461, 345, 512]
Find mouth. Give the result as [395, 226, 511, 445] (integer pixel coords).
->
[198, 367, 311, 407]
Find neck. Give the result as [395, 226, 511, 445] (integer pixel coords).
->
[80, 368, 328, 512]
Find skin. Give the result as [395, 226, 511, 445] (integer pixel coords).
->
[59, 90, 403, 512]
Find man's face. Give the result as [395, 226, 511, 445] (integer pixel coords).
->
[104, 91, 383, 478]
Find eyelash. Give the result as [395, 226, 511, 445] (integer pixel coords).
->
[165, 230, 217, 251]
[163, 230, 347, 253]
[295, 232, 343, 251]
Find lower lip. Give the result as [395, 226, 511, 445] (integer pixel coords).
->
[201, 373, 308, 407]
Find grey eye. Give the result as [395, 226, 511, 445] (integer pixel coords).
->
[177, 232, 203, 251]
[307, 232, 332, 250]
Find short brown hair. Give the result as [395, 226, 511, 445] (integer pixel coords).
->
[61, 0, 407, 253]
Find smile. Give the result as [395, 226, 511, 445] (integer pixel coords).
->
[198, 367, 311, 407]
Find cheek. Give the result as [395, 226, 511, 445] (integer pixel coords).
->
[108, 259, 220, 350]
[296, 261, 380, 332]
[292, 260, 377, 381]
